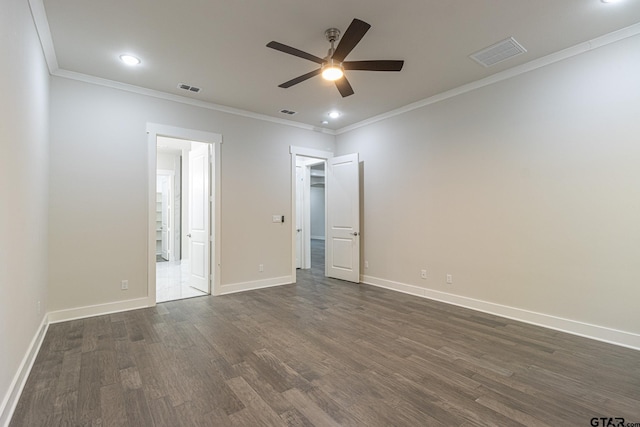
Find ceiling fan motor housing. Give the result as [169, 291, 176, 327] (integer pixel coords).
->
[324, 28, 340, 44]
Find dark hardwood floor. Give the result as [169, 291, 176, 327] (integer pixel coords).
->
[11, 240, 640, 426]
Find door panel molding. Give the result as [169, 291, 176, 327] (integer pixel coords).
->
[326, 153, 360, 283]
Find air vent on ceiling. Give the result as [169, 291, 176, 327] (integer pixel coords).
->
[469, 37, 527, 67]
[177, 83, 202, 93]
[279, 109, 297, 115]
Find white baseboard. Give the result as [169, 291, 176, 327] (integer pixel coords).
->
[219, 276, 293, 295]
[0, 315, 49, 427]
[48, 297, 153, 324]
[361, 275, 640, 351]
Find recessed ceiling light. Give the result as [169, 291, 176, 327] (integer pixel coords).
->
[119, 54, 141, 66]
[321, 120, 329, 125]
[601, 0, 622, 3]
[328, 111, 341, 119]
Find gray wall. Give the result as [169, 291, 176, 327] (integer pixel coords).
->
[310, 183, 325, 239]
[48, 77, 335, 311]
[336, 35, 640, 335]
[0, 0, 50, 421]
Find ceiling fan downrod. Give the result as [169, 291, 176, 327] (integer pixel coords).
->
[324, 28, 340, 57]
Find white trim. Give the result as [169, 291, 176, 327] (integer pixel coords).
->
[147, 124, 223, 299]
[47, 297, 153, 324]
[289, 146, 334, 158]
[27, 0, 58, 74]
[28, 0, 335, 135]
[53, 69, 336, 135]
[337, 23, 640, 135]
[218, 276, 294, 295]
[27, 0, 640, 137]
[0, 316, 48, 427]
[147, 123, 222, 144]
[361, 275, 640, 351]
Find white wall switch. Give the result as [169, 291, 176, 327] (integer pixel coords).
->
[421, 269, 427, 279]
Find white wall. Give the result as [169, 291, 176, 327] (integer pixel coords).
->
[336, 35, 640, 336]
[156, 151, 179, 171]
[48, 77, 335, 311]
[0, 0, 50, 422]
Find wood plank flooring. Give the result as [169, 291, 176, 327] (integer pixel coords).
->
[10, 241, 640, 426]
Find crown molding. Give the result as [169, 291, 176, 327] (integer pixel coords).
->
[51, 69, 336, 135]
[26, 0, 336, 136]
[27, 0, 640, 138]
[28, 0, 58, 73]
[336, 22, 640, 135]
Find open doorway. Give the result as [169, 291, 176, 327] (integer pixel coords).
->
[295, 156, 326, 276]
[155, 136, 210, 303]
[290, 146, 361, 284]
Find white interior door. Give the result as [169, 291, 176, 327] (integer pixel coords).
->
[326, 153, 360, 283]
[295, 165, 304, 269]
[160, 175, 170, 260]
[188, 145, 210, 293]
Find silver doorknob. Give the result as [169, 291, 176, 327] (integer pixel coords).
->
[187, 234, 192, 238]
[352, 232, 359, 236]
[297, 229, 302, 232]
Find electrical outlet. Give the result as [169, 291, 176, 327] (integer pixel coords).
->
[365, 261, 369, 269]
[259, 264, 264, 272]
[421, 269, 427, 279]
[121, 280, 129, 290]
[446, 274, 452, 284]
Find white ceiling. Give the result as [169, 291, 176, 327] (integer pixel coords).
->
[39, 0, 640, 130]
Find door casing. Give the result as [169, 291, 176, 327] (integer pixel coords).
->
[290, 146, 334, 279]
[147, 123, 222, 305]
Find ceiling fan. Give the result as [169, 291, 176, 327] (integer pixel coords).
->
[266, 18, 404, 97]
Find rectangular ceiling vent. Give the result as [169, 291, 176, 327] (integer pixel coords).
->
[469, 37, 527, 67]
[279, 109, 297, 115]
[177, 83, 202, 93]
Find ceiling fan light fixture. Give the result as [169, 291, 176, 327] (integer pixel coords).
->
[322, 60, 344, 81]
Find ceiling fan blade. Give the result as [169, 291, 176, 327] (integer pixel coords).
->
[335, 76, 355, 97]
[343, 60, 404, 72]
[332, 18, 371, 62]
[278, 68, 322, 88]
[267, 41, 324, 64]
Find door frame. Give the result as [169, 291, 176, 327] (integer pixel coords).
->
[147, 123, 222, 305]
[290, 146, 333, 279]
[296, 157, 326, 270]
